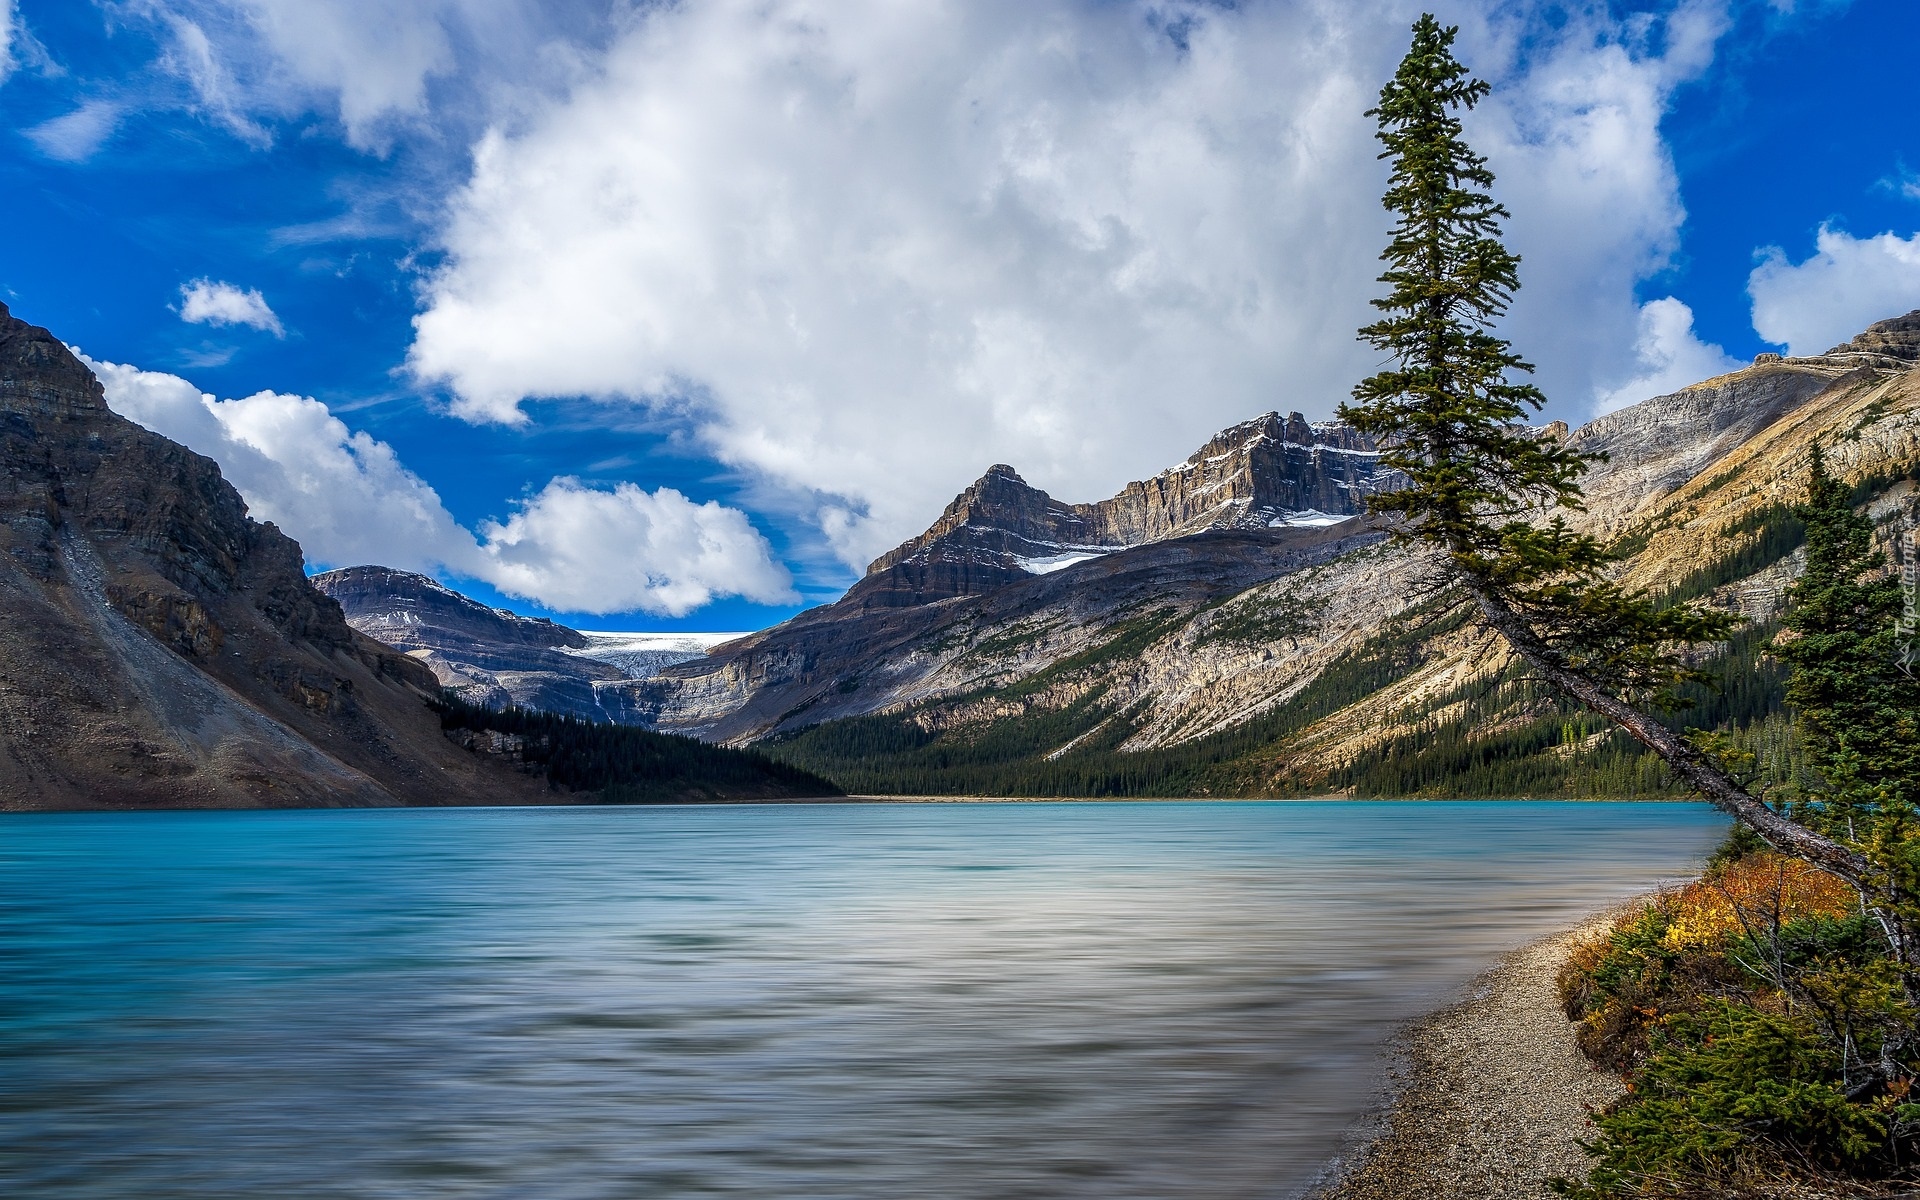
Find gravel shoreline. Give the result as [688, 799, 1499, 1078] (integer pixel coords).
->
[1309, 910, 1630, 1200]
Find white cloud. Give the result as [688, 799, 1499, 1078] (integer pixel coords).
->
[1878, 165, 1920, 204]
[158, 14, 273, 147]
[178, 279, 285, 336]
[82, 354, 469, 573]
[407, 0, 1728, 568]
[134, 0, 608, 152]
[26, 99, 123, 162]
[80, 354, 793, 616]
[476, 480, 798, 616]
[217, 0, 454, 149]
[1592, 297, 1743, 414]
[0, 0, 15, 84]
[1749, 226, 1920, 356]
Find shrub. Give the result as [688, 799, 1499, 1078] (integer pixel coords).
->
[1573, 1003, 1885, 1196]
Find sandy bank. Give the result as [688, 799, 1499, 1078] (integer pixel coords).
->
[1310, 912, 1627, 1200]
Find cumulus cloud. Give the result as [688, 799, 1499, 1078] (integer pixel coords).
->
[1592, 297, 1743, 415]
[178, 279, 285, 335]
[476, 480, 798, 615]
[408, 0, 1727, 567]
[26, 99, 123, 162]
[1749, 226, 1920, 356]
[80, 354, 793, 616]
[82, 354, 470, 572]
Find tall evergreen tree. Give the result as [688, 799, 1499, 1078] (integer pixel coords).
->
[1777, 444, 1920, 987]
[1340, 15, 1873, 886]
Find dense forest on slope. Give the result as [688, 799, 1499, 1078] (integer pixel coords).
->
[434, 694, 842, 803]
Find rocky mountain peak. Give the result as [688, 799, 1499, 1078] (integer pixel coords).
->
[1821, 309, 1920, 369]
[853, 409, 1391, 609]
[313, 565, 585, 651]
[0, 300, 109, 421]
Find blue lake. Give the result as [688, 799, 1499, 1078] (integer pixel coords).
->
[0, 800, 1726, 1198]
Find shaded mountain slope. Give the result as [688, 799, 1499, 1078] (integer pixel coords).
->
[0, 303, 550, 811]
[0, 305, 832, 810]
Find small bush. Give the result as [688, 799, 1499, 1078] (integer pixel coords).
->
[1577, 1003, 1884, 1194]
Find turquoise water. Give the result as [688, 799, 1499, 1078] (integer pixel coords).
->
[1, 801, 1725, 1198]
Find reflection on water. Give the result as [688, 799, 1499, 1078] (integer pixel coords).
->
[0, 801, 1724, 1199]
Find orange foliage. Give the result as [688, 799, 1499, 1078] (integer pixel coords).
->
[1660, 853, 1858, 951]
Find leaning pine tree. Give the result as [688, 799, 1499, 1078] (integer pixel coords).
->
[1341, 15, 1914, 998]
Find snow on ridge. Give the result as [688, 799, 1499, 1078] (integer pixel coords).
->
[1267, 510, 1353, 528]
[1013, 548, 1116, 575]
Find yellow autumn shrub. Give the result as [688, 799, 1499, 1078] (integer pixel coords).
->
[1659, 853, 1856, 952]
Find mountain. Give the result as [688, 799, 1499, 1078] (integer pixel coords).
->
[0, 303, 552, 811]
[854, 411, 1392, 607]
[655, 313, 1920, 797]
[311, 565, 743, 720]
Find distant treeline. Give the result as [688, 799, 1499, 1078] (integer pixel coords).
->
[433, 693, 842, 803]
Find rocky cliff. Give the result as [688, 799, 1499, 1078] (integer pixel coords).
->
[855, 411, 1391, 607]
[0, 303, 550, 810]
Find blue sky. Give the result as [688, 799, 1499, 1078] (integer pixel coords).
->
[4, 0, 1918, 632]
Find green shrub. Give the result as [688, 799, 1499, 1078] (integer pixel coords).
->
[1572, 1003, 1884, 1196]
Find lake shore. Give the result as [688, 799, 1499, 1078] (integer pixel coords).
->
[1307, 907, 1632, 1200]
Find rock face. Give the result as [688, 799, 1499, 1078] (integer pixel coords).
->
[855, 412, 1391, 607]
[313, 565, 737, 720]
[0, 304, 546, 811]
[1819, 308, 1920, 369]
[598, 522, 1385, 741]
[1566, 363, 1845, 537]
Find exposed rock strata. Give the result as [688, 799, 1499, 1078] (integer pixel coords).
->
[0, 303, 546, 811]
[858, 411, 1392, 606]
[313, 565, 622, 718]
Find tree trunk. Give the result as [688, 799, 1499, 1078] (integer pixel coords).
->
[1462, 581, 1875, 884]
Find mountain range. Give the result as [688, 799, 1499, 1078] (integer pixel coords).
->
[320, 312, 1920, 799]
[6, 294, 1916, 807]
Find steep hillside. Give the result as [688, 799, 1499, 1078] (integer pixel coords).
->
[0, 305, 830, 810]
[0, 304, 550, 810]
